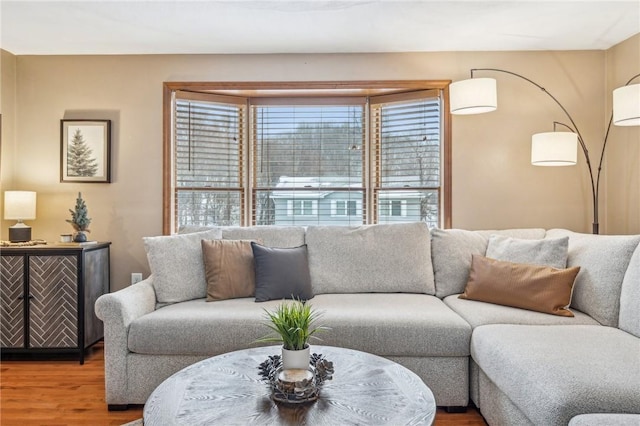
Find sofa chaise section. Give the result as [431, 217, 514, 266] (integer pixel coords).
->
[568, 414, 640, 426]
[469, 238, 640, 425]
[471, 324, 640, 425]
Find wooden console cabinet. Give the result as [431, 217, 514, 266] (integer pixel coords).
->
[0, 243, 110, 364]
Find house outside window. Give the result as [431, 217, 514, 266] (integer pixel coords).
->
[287, 200, 318, 216]
[332, 200, 358, 217]
[379, 199, 407, 217]
[163, 82, 451, 234]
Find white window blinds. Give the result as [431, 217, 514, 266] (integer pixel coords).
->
[252, 101, 365, 226]
[174, 93, 246, 228]
[169, 87, 445, 232]
[371, 91, 441, 227]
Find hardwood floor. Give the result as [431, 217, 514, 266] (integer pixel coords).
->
[1, 342, 487, 425]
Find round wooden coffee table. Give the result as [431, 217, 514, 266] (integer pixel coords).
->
[144, 345, 436, 425]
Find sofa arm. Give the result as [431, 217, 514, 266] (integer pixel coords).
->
[95, 277, 156, 406]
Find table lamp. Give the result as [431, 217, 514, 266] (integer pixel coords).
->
[4, 191, 37, 242]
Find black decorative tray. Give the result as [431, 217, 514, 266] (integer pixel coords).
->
[258, 353, 334, 404]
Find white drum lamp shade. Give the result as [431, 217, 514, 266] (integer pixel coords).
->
[450, 78, 497, 115]
[4, 191, 36, 220]
[4, 191, 37, 242]
[613, 83, 640, 126]
[531, 132, 578, 166]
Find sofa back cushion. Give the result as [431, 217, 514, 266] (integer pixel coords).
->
[618, 242, 640, 337]
[546, 229, 640, 327]
[306, 222, 434, 295]
[485, 235, 569, 269]
[431, 228, 546, 298]
[222, 226, 305, 248]
[144, 228, 223, 304]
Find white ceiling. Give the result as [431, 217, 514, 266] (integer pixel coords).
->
[1, 1, 639, 55]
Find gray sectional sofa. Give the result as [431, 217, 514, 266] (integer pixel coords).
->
[95, 223, 640, 425]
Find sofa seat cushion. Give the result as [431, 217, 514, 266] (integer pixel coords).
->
[309, 294, 471, 357]
[128, 294, 471, 358]
[444, 295, 600, 329]
[128, 298, 278, 356]
[471, 325, 640, 425]
[569, 414, 640, 426]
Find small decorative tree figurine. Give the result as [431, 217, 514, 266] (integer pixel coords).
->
[67, 192, 91, 242]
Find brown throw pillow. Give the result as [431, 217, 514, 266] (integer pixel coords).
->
[201, 239, 257, 301]
[459, 254, 580, 317]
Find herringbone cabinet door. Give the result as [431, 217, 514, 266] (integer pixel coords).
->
[29, 256, 78, 348]
[1, 256, 25, 348]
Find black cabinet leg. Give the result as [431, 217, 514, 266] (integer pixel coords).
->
[108, 404, 129, 411]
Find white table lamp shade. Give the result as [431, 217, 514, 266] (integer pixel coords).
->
[450, 78, 497, 115]
[613, 83, 640, 126]
[531, 132, 578, 166]
[4, 191, 37, 220]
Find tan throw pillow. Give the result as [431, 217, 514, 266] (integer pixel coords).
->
[459, 254, 580, 317]
[201, 239, 257, 301]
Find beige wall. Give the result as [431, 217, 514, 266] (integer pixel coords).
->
[605, 34, 640, 234]
[0, 48, 630, 291]
[1, 50, 17, 189]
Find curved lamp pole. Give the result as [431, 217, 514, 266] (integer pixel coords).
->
[452, 69, 640, 234]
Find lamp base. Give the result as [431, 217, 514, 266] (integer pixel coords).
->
[9, 226, 32, 242]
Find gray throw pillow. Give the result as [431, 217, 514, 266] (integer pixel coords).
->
[486, 235, 569, 269]
[251, 243, 313, 302]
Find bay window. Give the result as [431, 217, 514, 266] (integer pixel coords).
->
[163, 82, 451, 233]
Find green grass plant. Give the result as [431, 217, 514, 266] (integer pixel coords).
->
[257, 299, 328, 350]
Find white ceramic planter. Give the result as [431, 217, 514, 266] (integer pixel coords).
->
[281, 345, 310, 370]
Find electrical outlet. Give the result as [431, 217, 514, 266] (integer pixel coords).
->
[131, 273, 143, 285]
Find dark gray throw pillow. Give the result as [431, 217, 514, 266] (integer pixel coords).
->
[251, 243, 314, 302]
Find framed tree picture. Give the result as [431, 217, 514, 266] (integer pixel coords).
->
[61, 119, 111, 183]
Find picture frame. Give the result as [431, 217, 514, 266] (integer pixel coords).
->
[60, 119, 111, 183]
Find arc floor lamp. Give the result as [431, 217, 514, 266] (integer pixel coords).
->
[450, 69, 640, 234]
